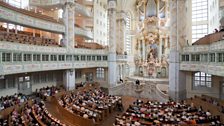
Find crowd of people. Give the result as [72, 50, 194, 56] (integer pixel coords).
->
[58, 88, 122, 123]
[0, 93, 28, 111]
[35, 86, 62, 100]
[114, 99, 223, 126]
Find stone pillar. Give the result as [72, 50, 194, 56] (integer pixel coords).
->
[169, 0, 187, 101]
[63, 69, 75, 90]
[157, 0, 160, 18]
[116, 10, 126, 54]
[108, 0, 117, 87]
[142, 39, 146, 61]
[62, 2, 75, 48]
[158, 37, 163, 60]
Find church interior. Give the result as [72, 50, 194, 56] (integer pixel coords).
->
[0, 0, 224, 125]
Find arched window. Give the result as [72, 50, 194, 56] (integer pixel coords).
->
[193, 72, 212, 88]
[125, 12, 131, 54]
[96, 68, 104, 80]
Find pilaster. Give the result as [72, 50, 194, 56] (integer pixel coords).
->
[168, 0, 187, 101]
[108, 0, 117, 87]
[63, 69, 75, 90]
[62, 2, 75, 49]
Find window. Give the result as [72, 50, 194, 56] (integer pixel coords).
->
[51, 55, 57, 61]
[181, 54, 189, 61]
[87, 55, 91, 61]
[33, 54, 41, 61]
[103, 56, 107, 61]
[24, 54, 31, 61]
[217, 53, 224, 62]
[66, 55, 72, 61]
[42, 54, 49, 61]
[193, 72, 212, 88]
[92, 56, 95, 61]
[59, 55, 65, 61]
[191, 0, 208, 43]
[96, 68, 104, 80]
[126, 12, 132, 54]
[13, 53, 22, 62]
[74, 55, 80, 61]
[2, 53, 11, 62]
[81, 55, 86, 61]
[97, 56, 101, 61]
[209, 53, 215, 62]
[191, 54, 200, 61]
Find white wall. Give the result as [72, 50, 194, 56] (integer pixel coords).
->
[0, 88, 17, 97]
[186, 72, 222, 98]
[32, 82, 57, 92]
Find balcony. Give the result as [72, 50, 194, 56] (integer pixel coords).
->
[83, 0, 93, 6]
[0, 41, 108, 75]
[116, 55, 134, 62]
[29, 0, 73, 6]
[0, 1, 65, 33]
[75, 3, 92, 17]
[180, 32, 224, 76]
[116, 55, 127, 62]
[75, 27, 93, 39]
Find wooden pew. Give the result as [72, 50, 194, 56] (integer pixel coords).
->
[51, 96, 95, 126]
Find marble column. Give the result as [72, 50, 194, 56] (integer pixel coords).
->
[108, 0, 117, 87]
[169, 0, 187, 101]
[116, 11, 126, 54]
[156, 0, 160, 18]
[158, 37, 163, 60]
[62, 2, 75, 49]
[63, 69, 75, 90]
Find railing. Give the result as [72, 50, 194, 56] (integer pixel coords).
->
[75, 27, 93, 39]
[29, 0, 73, 6]
[0, 2, 65, 33]
[116, 55, 127, 61]
[0, 41, 109, 75]
[180, 33, 224, 76]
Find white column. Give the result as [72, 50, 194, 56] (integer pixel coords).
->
[169, 0, 187, 101]
[64, 69, 75, 90]
[62, 2, 75, 48]
[108, 0, 117, 87]
[142, 39, 146, 61]
[117, 11, 126, 54]
[158, 37, 162, 60]
[157, 0, 160, 18]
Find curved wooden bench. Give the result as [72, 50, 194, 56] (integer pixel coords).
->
[50, 96, 94, 126]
